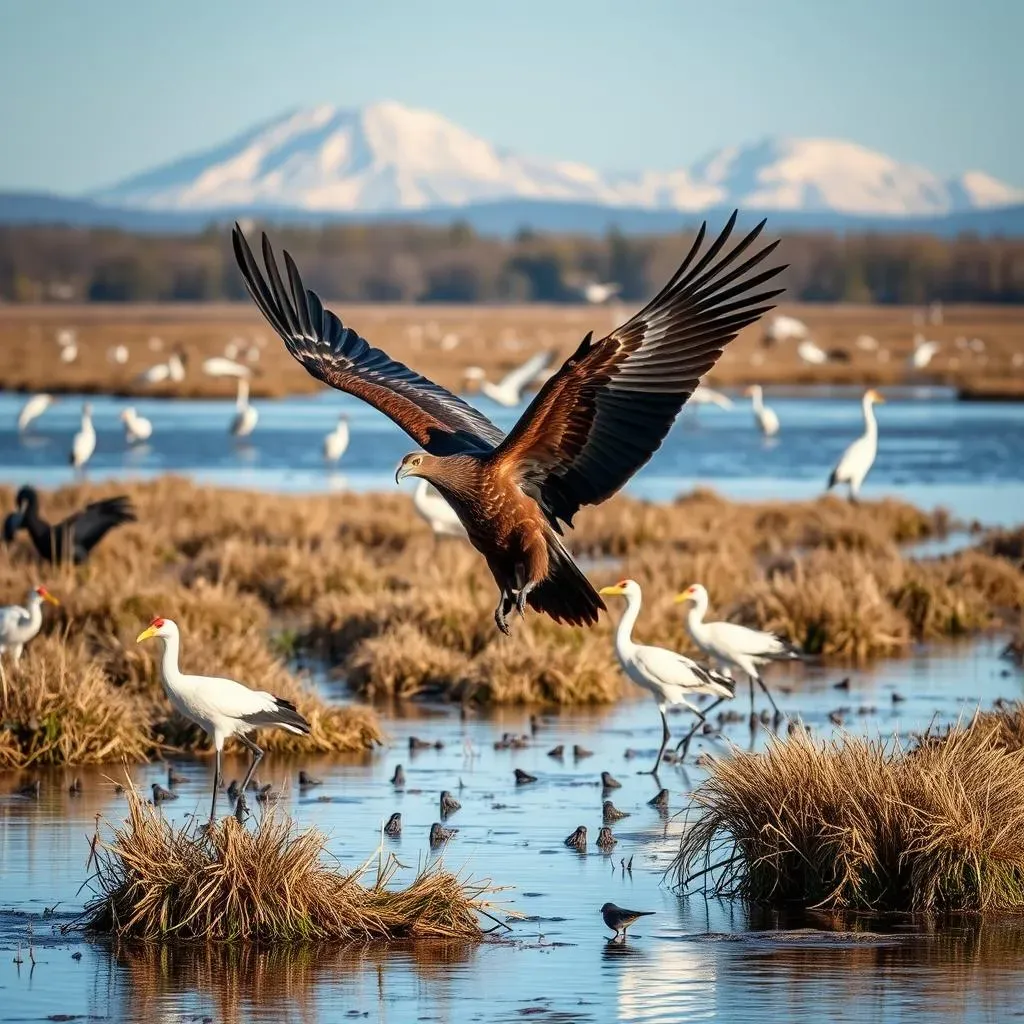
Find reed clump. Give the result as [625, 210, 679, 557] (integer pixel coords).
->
[674, 724, 1024, 912]
[82, 793, 504, 942]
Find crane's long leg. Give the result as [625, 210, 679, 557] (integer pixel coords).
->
[235, 734, 264, 817]
[753, 673, 781, 716]
[676, 697, 728, 758]
[748, 676, 755, 717]
[209, 748, 222, 822]
[642, 706, 671, 775]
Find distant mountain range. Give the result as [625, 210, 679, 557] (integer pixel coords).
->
[3, 101, 1022, 236]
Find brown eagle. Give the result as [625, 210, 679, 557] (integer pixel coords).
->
[232, 215, 784, 633]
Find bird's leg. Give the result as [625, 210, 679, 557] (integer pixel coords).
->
[236, 734, 264, 817]
[754, 674, 781, 717]
[642, 707, 671, 775]
[748, 676, 756, 718]
[494, 590, 515, 636]
[516, 580, 537, 618]
[209, 748, 222, 823]
[676, 697, 727, 757]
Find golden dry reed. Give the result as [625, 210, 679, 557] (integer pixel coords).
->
[82, 791, 506, 941]
[673, 717, 1024, 913]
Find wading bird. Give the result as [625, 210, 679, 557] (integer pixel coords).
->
[601, 903, 654, 943]
[0, 585, 60, 663]
[599, 580, 734, 772]
[136, 349, 187, 386]
[745, 384, 779, 437]
[827, 389, 884, 502]
[120, 407, 153, 444]
[762, 314, 808, 347]
[234, 214, 784, 633]
[463, 349, 556, 408]
[675, 583, 801, 730]
[70, 404, 96, 473]
[412, 480, 467, 539]
[17, 394, 54, 433]
[909, 335, 940, 370]
[229, 378, 258, 438]
[323, 414, 350, 464]
[202, 356, 252, 379]
[797, 339, 829, 365]
[136, 617, 311, 821]
[690, 385, 734, 410]
[3, 485, 136, 564]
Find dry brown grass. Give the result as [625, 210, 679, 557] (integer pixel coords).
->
[674, 722, 1024, 912]
[2, 302, 1023, 398]
[81, 791, 505, 941]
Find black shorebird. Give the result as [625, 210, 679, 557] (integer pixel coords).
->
[596, 827, 617, 851]
[430, 822, 457, 847]
[603, 800, 629, 823]
[384, 812, 402, 837]
[564, 826, 587, 851]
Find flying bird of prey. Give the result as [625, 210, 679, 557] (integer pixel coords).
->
[233, 215, 784, 633]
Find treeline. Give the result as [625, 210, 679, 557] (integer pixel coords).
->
[1, 221, 1022, 304]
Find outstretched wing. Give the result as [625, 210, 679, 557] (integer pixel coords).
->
[493, 213, 785, 529]
[233, 227, 504, 456]
[60, 496, 136, 552]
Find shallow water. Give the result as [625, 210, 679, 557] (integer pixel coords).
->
[2, 387, 1024, 524]
[2, 638, 1022, 1023]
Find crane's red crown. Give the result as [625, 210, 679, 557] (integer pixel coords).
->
[149, 616, 165, 629]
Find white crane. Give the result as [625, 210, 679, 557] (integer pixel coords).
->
[202, 356, 252, 379]
[107, 345, 130, 365]
[598, 580, 734, 772]
[412, 480, 467, 539]
[59, 341, 79, 364]
[70, 403, 96, 472]
[745, 384, 779, 437]
[676, 583, 801, 730]
[229, 379, 258, 438]
[797, 339, 830, 365]
[582, 281, 621, 305]
[827, 389, 884, 502]
[17, 394, 54, 433]
[0, 585, 60, 663]
[464, 350, 556, 408]
[690, 385, 734, 410]
[323, 414, 350, 464]
[136, 349, 186, 386]
[136, 617, 311, 820]
[763, 315, 808, 347]
[120, 406, 153, 444]
[909, 334, 940, 370]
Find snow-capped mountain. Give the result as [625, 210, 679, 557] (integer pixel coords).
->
[93, 101, 1023, 218]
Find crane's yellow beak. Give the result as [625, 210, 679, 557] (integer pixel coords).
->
[868, 389, 886, 404]
[37, 587, 60, 606]
[673, 588, 696, 605]
[599, 584, 626, 597]
[136, 625, 158, 643]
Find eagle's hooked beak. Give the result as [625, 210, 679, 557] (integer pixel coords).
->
[395, 460, 422, 485]
[136, 625, 158, 644]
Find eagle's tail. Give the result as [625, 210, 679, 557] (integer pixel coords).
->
[528, 536, 604, 627]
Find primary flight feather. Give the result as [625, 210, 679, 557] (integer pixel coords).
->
[233, 214, 785, 633]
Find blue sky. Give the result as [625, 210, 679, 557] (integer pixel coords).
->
[0, 0, 1019, 194]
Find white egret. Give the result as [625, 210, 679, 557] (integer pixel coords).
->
[323, 414, 350, 464]
[745, 384, 779, 437]
[412, 480, 467, 539]
[827, 389, 885, 502]
[202, 356, 252, 379]
[676, 583, 801, 730]
[464, 350, 556, 408]
[599, 580, 734, 772]
[17, 394, 54, 433]
[0, 585, 60, 663]
[70, 403, 96, 472]
[59, 342, 78, 364]
[136, 617, 311, 821]
[120, 407, 153, 444]
[107, 345, 130, 365]
[763, 315, 808, 346]
[229, 379, 258, 438]
[582, 281, 621, 305]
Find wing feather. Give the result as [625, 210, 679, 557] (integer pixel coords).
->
[492, 214, 786, 529]
[233, 226, 504, 456]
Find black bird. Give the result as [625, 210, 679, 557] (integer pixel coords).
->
[647, 788, 669, 811]
[68, 777, 82, 796]
[391, 764, 406, 787]
[573, 745, 593, 760]
[298, 770, 322, 787]
[440, 790, 461, 818]
[601, 771, 622, 790]
[601, 903, 655, 942]
[596, 826, 617, 851]
[5, 486, 135, 565]
[16, 779, 41, 799]
[603, 800, 629, 823]
[514, 768, 537, 785]
[151, 783, 177, 805]
[384, 812, 402, 837]
[167, 766, 187, 786]
[430, 822, 457, 847]
[255, 783, 277, 803]
[547, 745, 564, 759]
[564, 826, 587, 851]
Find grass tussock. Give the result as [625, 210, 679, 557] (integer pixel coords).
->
[674, 722, 1024, 912]
[82, 793, 504, 942]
